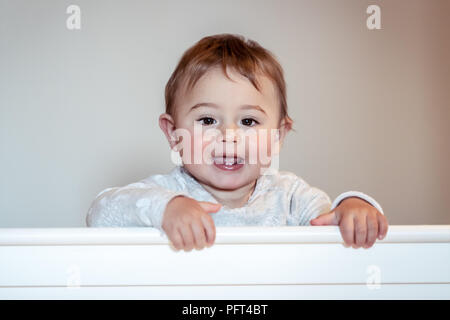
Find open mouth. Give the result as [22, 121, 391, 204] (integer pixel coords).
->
[212, 156, 245, 171]
[213, 156, 245, 165]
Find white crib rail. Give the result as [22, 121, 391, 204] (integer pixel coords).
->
[1, 225, 449, 299]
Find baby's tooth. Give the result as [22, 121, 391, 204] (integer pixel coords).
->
[214, 156, 243, 166]
[224, 158, 234, 166]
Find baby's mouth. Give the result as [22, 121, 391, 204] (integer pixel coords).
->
[212, 156, 245, 165]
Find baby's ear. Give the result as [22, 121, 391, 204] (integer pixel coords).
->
[276, 116, 293, 148]
[159, 113, 177, 148]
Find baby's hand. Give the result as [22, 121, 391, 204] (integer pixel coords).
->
[162, 196, 221, 252]
[310, 197, 388, 249]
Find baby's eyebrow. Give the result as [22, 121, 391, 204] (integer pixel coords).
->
[189, 102, 267, 115]
[240, 104, 267, 115]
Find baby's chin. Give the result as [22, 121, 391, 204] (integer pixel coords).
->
[184, 163, 260, 191]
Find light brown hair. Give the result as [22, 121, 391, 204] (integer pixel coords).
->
[164, 33, 293, 126]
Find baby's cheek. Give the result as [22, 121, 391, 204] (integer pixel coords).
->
[194, 129, 220, 164]
[254, 130, 277, 163]
[191, 130, 206, 164]
[201, 135, 217, 164]
[177, 129, 197, 164]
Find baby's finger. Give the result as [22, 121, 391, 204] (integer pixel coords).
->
[378, 213, 389, 240]
[190, 221, 207, 250]
[201, 214, 216, 247]
[364, 212, 378, 248]
[354, 214, 367, 248]
[197, 201, 222, 213]
[170, 228, 184, 251]
[339, 214, 354, 247]
[179, 224, 195, 251]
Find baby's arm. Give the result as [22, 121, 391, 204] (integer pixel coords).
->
[289, 177, 387, 248]
[288, 178, 333, 226]
[289, 179, 383, 223]
[86, 180, 188, 231]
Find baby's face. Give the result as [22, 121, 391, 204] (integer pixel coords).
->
[166, 66, 286, 191]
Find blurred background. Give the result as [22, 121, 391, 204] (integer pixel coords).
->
[1, 0, 449, 227]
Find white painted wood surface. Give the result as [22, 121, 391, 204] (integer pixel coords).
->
[1, 225, 449, 299]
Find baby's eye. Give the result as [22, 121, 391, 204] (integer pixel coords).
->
[241, 118, 259, 127]
[197, 117, 217, 126]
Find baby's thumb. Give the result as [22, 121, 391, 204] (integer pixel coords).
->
[198, 201, 222, 213]
[310, 210, 338, 226]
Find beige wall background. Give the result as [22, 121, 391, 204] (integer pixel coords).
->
[1, 0, 449, 227]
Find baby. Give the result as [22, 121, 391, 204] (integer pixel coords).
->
[86, 33, 388, 251]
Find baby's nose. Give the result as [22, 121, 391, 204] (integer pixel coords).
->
[220, 126, 240, 143]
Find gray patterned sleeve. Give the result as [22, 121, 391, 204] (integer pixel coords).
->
[289, 176, 385, 226]
[85, 180, 188, 230]
[288, 178, 333, 226]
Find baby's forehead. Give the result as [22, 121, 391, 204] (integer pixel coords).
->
[176, 67, 278, 110]
[198, 66, 274, 91]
